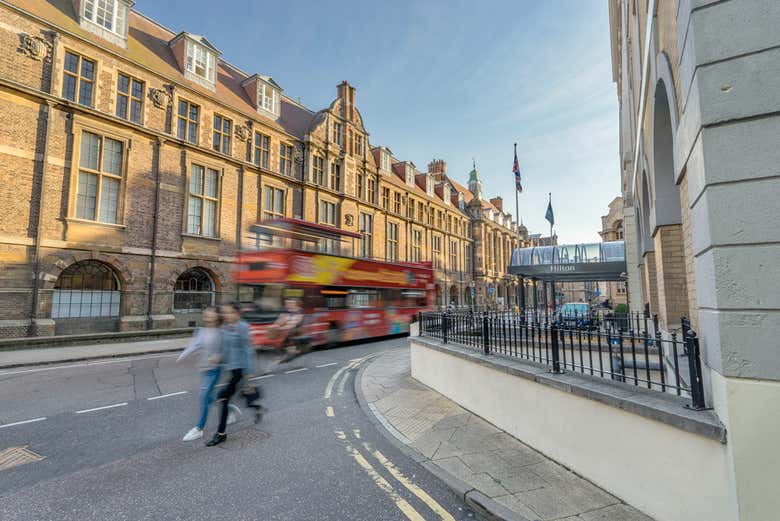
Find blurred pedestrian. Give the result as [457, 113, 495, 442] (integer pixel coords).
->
[271, 298, 307, 365]
[177, 307, 223, 442]
[206, 302, 255, 447]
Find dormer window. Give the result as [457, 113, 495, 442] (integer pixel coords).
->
[186, 40, 215, 84]
[443, 184, 451, 205]
[260, 82, 279, 115]
[426, 175, 434, 196]
[78, 0, 132, 46]
[380, 151, 390, 172]
[170, 33, 220, 91]
[242, 75, 281, 118]
[405, 165, 415, 186]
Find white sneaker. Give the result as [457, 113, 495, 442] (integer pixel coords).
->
[182, 427, 203, 442]
[227, 403, 241, 425]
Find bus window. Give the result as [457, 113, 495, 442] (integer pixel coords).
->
[322, 288, 347, 309]
[348, 289, 379, 308]
[237, 284, 284, 323]
[402, 289, 426, 308]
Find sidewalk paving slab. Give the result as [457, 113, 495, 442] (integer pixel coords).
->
[0, 337, 189, 369]
[357, 346, 656, 521]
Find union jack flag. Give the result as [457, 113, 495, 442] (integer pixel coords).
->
[513, 143, 523, 193]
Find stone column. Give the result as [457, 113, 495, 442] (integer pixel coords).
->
[652, 224, 688, 329]
[675, 2, 780, 518]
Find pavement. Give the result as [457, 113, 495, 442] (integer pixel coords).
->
[0, 337, 190, 369]
[0, 338, 478, 520]
[359, 347, 655, 521]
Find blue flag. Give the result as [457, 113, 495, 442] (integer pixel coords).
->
[545, 194, 554, 226]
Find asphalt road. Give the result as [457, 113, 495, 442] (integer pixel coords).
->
[0, 337, 476, 521]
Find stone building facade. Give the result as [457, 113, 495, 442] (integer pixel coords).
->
[0, 0, 525, 337]
[609, 1, 780, 518]
[599, 196, 627, 308]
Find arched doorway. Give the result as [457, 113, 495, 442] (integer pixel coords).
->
[651, 78, 688, 328]
[174, 268, 215, 312]
[449, 285, 458, 307]
[52, 260, 120, 333]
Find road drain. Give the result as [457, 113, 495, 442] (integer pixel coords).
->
[0, 446, 45, 471]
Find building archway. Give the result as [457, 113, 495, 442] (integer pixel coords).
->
[650, 76, 688, 328]
[173, 268, 216, 312]
[52, 260, 121, 334]
[449, 285, 458, 306]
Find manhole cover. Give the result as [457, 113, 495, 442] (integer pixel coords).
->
[0, 446, 45, 471]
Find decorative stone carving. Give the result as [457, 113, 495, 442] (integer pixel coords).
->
[20, 34, 52, 61]
[294, 143, 305, 165]
[234, 124, 250, 141]
[344, 214, 354, 227]
[148, 86, 172, 109]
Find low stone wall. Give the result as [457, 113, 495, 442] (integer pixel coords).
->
[410, 337, 737, 521]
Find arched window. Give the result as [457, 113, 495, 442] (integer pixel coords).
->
[616, 221, 624, 240]
[174, 268, 215, 312]
[52, 261, 120, 318]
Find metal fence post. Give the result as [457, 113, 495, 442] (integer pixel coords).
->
[442, 312, 449, 344]
[685, 329, 706, 410]
[418, 312, 423, 336]
[482, 312, 490, 355]
[550, 321, 562, 373]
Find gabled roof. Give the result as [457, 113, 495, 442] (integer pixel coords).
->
[242, 73, 283, 91]
[4, 0, 315, 138]
[169, 32, 221, 54]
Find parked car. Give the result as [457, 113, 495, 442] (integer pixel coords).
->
[556, 302, 593, 329]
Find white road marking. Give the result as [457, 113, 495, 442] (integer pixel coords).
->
[315, 362, 338, 368]
[147, 391, 188, 401]
[285, 367, 308, 374]
[0, 417, 47, 429]
[250, 374, 274, 381]
[0, 353, 178, 377]
[215, 383, 228, 388]
[325, 406, 335, 417]
[75, 402, 127, 414]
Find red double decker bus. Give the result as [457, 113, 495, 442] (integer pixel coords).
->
[233, 218, 434, 349]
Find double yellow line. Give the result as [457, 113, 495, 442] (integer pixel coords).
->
[335, 432, 456, 521]
[326, 355, 455, 520]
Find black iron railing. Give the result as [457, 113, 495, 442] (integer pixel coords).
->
[419, 310, 706, 409]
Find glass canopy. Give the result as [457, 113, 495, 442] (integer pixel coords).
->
[510, 241, 626, 281]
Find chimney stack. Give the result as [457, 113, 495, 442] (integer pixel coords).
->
[489, 196, 503, 211]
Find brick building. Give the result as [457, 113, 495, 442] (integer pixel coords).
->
[0, 0, 526, 337]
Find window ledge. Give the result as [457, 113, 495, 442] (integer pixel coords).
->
[65, 218, 126, 230]
[181, 233, 221, 242]
[413, 337, 728, 443]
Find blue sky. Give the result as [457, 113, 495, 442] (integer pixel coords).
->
[137, 0, 619, 244]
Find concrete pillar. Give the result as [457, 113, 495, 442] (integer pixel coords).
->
[674, 2, 780, 518]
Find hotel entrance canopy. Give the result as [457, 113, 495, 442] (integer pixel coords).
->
[509, 241, 626, 282]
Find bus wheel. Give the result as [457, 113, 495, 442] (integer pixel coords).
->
[325, 323, 342, 348]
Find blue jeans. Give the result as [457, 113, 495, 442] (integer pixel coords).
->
[197, 368, 222, 430]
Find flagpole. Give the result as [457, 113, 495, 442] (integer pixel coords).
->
[549, 192, 553, 243]
[514, 143, 519, 229]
